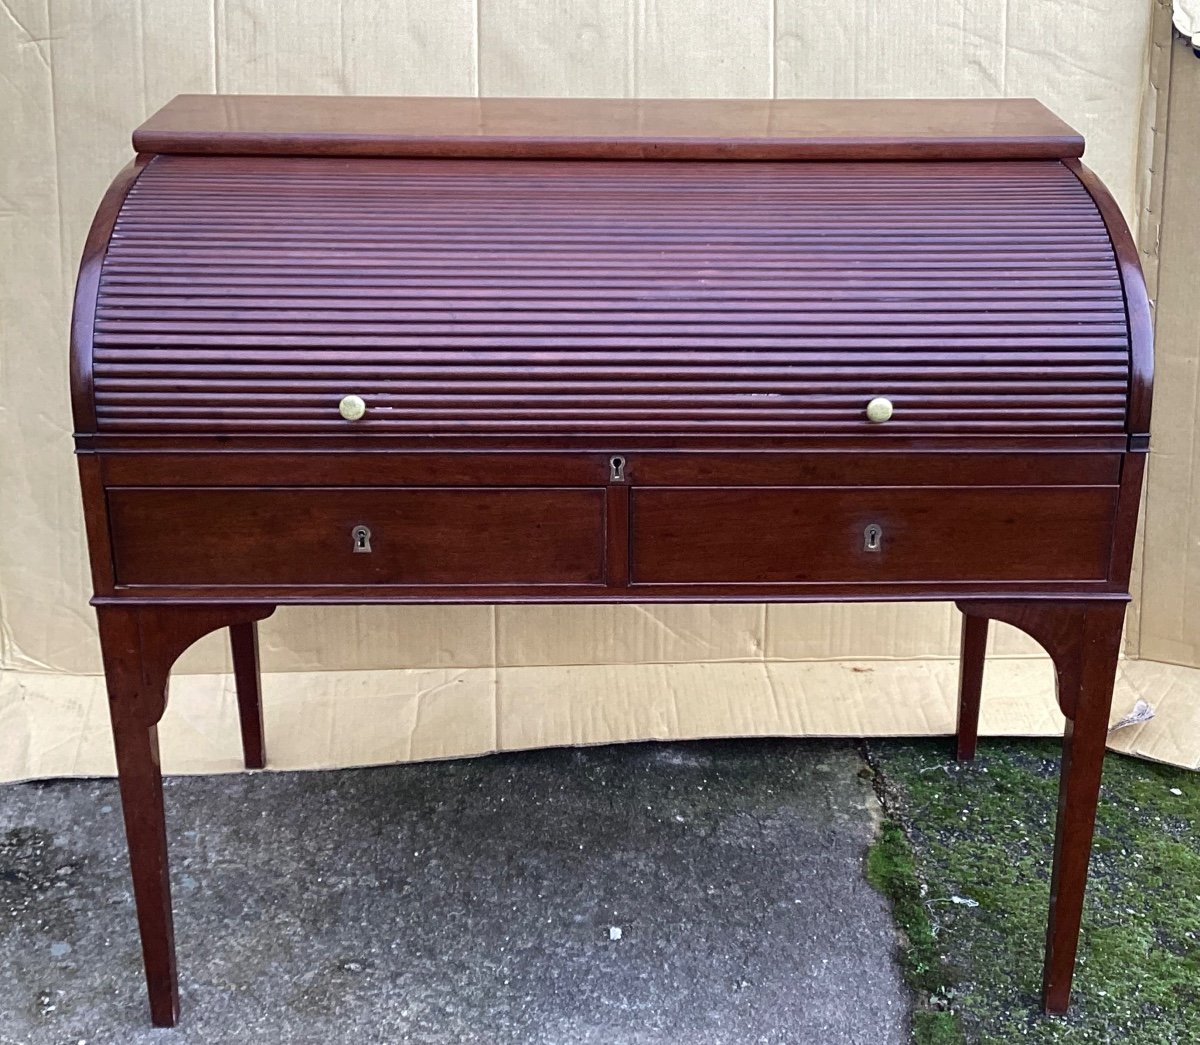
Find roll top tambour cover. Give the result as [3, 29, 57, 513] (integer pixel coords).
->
[76, 96, 1141, 442]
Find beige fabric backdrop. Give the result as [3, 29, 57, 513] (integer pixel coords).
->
[0, 1, 1172, 689]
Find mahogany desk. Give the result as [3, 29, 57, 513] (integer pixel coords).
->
[71, 96, 1152, 1026]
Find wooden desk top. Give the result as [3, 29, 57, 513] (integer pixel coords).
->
[133, 95, 1084, 161]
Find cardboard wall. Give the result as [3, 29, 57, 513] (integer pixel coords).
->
[4, 1, 1197, 780]
[1, 0, 1161, 677]
[1138, 31, 1200, 670]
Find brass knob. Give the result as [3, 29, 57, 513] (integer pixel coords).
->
[865, 397, 894, 424]
[338, 394, 367, 421]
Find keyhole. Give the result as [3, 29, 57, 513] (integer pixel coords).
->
[352, 525, 373, 554]
[863, 523, 882, 553]
[609, 455, 627, 482]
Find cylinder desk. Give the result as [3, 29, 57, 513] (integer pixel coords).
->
[71, 96, 1152, 1026]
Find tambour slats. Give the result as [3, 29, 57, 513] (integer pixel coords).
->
[91, 155, 1131, 436]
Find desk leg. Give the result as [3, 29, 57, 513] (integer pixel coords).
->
[230, 621, 266, 769]
[98, 603, 276, 1027]
[955, 612, 988, 761]
[1041, 603, 1123, 1014]
[956, 599, 1124, 1015]
[112, 716, 177, 1026]
[99, 607, 180, 1027]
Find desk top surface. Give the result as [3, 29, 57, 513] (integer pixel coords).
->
[133, 95, 1084, 162]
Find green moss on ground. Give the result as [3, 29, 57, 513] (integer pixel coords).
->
[866, 819, 966, 1043]
[864, 739, 1200, 1045]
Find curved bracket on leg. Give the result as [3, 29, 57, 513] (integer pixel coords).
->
[97, 603, 275, 1027]
[98, 604, 276, 730]
[955, 598, 1126, 1015]
[955, 600, 1124, 721]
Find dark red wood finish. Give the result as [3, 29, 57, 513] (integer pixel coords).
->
[1066, 159, 1153, 444]
[134, 95, 1084, 161]
[70, 97, 1151, 1026]
[90, 155, 1126, 439]
[630, 486, 1117, 584]
[229, 621, 265, 770]
[70, 156, 149, 433]
[96, 603, 276, 1027]
[955, 614, 988, 761]
[956, 599, 1126, 1014]
[109, 487, 608, 586]
[93, 449, 1123, 489]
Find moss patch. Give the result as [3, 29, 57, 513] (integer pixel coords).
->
[865, 739, 1200, 1044]
[866, 819, 966, 1043]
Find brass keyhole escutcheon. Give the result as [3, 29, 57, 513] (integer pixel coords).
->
[351, 525, 373, 554]
[863, 523, 883, 552]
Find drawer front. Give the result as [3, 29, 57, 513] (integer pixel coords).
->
[630, 487, 1117, 584]
[109, 488, 606, 586]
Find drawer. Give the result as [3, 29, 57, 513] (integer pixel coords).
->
[109, 488, 606, 586]
[630, 487, 1117, 584]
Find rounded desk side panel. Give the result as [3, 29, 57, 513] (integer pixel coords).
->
[71, 156, 152, 435]
[1062, 160, 1152, 593]
[73, 156, 154, 597]
[1064, 159, 1153, 446]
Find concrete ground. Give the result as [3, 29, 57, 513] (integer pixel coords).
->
[0, 739, 908, 1045]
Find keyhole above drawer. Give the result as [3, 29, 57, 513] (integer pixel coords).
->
[863, 523, 883, 552]
[351, 525, 373, 553]
[609, 455, 627, 482]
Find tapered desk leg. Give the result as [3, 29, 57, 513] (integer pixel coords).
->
[956, 598, 1125, 1015]
[1041, 603, 1124, 1014]
[99, 607, 180, 1028]
[112, 717, 178, 1025]
[230, 621, 266, 769]
[955, 612, 988, 761]
[98, 603, 276, 1027]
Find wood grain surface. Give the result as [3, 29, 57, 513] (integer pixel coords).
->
[630, 487, 1117, 584]
[108, 487, 608, 586]
[133, 95, 1085, 160]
